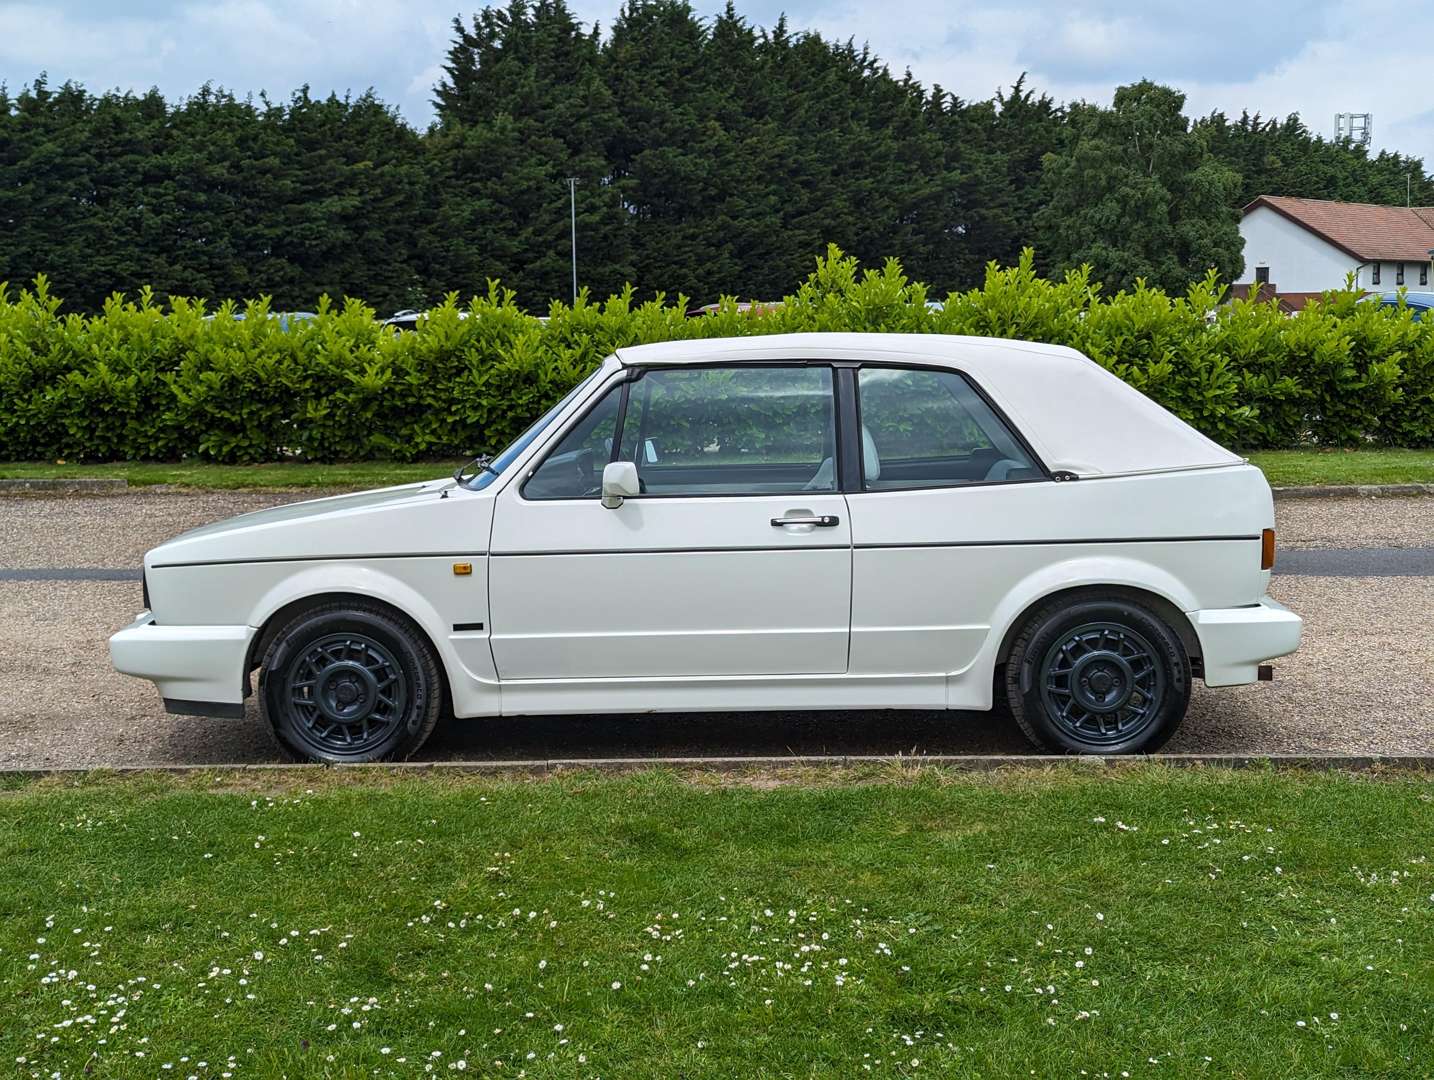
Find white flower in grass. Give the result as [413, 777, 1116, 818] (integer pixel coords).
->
[611, 981, 622, 990]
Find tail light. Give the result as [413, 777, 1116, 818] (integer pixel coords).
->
[1261, 528, 1276, 570]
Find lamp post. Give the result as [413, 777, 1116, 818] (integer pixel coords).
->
[566, 177, 579, 304]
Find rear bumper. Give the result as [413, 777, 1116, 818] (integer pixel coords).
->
[1189, 597, 1302, 687]
[109, 612, 254, 711]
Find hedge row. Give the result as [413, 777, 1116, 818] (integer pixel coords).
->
[1, 246, 1431, 463]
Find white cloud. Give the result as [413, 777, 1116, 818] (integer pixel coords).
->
[0, 0, 454, 113]
[721, 0, 1433, 165]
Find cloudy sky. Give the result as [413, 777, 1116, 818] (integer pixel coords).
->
[3, 0, 1432, 167]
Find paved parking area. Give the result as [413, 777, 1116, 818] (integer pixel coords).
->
[1, 490, 1431, 768]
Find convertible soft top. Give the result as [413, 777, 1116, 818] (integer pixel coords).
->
[614, 333, 1242, 479]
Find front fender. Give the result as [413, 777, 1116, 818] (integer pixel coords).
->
[250, 563, 451, 640]
[248, 562, 500, 717]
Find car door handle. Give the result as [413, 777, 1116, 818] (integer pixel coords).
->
[771, 514, 840, 527]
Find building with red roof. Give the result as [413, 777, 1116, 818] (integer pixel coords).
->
[1236, 195, 1434, 309]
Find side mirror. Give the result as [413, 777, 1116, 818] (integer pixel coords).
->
[600, 460, 640, 509]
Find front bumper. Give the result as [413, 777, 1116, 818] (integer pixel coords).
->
[109, 612, 255, 714]
[1189, 596, 1302, 686]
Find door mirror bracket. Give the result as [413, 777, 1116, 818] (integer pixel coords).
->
[600, 461, 640, 509]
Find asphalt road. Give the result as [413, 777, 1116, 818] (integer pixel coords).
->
[6, 546, 1433, 582]
[1, 489, 1432, 767]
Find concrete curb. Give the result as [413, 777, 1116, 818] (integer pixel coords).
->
[3, 753, 1434, 779]
[1273, 483, 1434, 499]
[0, 477, 128, 495]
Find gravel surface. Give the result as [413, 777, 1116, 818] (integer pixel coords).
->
[0, 491, 1431, 767]
[1274, 493, 1434, 549]
[0, 488, 341, 569]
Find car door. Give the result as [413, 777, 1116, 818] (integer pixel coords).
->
[488, 363, 852, 681]
[843, 364, 1048, 679]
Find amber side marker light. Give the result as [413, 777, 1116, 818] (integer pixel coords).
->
[1261, 529, 1276, 570]
[453, 562, 473, 576]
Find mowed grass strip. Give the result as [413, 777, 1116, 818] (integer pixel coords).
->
[1247, 449, 1434, 487]
[0, 460, 459, 490]
[1, 767, 1431, 1078]
[2, 449, 1432, 490]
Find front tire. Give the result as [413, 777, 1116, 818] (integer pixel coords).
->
[1005, 597, 1190, 754]
[259, 602, 442, 764]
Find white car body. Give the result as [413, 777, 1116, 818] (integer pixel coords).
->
[111, 332, 1300, 744]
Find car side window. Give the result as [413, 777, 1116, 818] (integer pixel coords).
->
[617, 366, 836, 495]
[856, 367, 1041, 490]
[522, 383, 623, 500]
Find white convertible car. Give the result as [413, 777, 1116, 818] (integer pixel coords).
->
[110, 333, 1302, 762]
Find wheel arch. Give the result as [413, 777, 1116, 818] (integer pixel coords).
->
[243, 589, 453, 713]
[993, 583, 1204, 679]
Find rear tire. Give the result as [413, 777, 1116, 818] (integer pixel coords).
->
[258, 602, 442, 764]
[1004, 597, 1190, 755]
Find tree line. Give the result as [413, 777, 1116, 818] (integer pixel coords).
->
[2, 0, 1431, 314]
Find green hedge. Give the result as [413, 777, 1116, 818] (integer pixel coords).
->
[1, 247, 1431, 463]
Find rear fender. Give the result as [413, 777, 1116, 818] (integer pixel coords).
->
[948, 554, 1199, 710]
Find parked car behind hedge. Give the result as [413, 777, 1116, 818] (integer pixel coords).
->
[1360, 291, 1434, 322]
[380, 309, 471, 332]
[202, 311, 318, 331]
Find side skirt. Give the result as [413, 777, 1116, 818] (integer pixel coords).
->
[492, 673, 950, 717]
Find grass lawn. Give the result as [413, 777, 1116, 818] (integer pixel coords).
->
[0, 460, 458, 490]
[2, 766, 1431, 1078]
[1246, 449, 1434, 487]
[1, 450, 1432, 491]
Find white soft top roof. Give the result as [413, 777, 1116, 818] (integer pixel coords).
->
[614, 332, 1241, 478]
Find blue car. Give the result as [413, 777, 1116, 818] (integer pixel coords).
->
[201, 311, 318, 331]
[1362, 291, 1434, 322]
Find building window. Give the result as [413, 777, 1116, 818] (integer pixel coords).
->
[1372, 263, 1381, 285]
[1396, 263, 1405, 286]
[1254, 266, 1270, 284]
[1422, 264, 1429, 287]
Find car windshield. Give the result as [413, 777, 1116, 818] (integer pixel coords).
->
[464, 369, 604, 490]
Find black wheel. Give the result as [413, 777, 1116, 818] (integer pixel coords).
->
[259, 602, 443, 764]
[1004, 597, 1190, 754]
